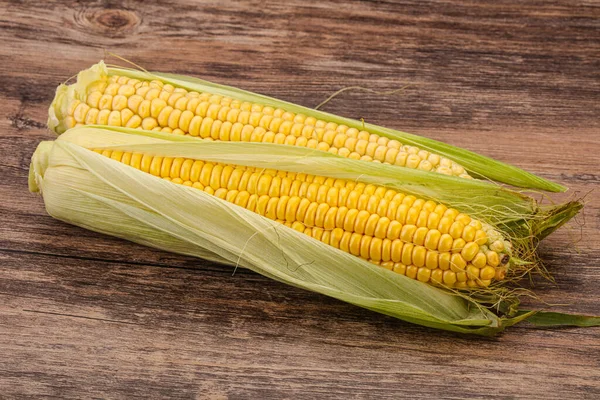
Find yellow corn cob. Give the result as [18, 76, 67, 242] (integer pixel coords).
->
[58, 73, 471, 178]
[93, 148, 509, 288]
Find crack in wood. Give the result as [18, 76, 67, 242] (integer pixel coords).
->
[0, 163, 29, 172]
[21, 309, 141, 325]
[8, 113, 46, 131]
[0, 247, 254, 276]
[8, 99, 45, 131]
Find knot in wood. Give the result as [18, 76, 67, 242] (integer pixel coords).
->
[86, 9, 140, 37]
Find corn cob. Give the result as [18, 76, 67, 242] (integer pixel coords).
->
[93, 147, 509, 288]
[30, 126, 591, 334]
[52, 69, 471, 178]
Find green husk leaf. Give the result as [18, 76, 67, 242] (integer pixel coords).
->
[31, 135, 515, 335]
[533, 202, 585, 241]
[516, 311, 600, 327]
[49, 61, 565, 192]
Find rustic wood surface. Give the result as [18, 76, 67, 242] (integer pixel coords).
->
[1, 0, 599, 398]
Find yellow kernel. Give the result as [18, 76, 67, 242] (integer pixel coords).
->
[480, 266, 496, 281]
[359, 235, 372, 259]
[415, 210, 429, 227]
[450, 253, 467, 272]
[107, 110, 121, 126]
[369, 237, 383, 261]
[431, 269, 444, 284]
[73, 103, 91, 123]
[443, 270, 457, 286]
[490, 240, 505, 253]
[104, 82, 120, 95]
[494, 267, 506, 281]
[168, 109, 183, 129]
[401, 243, 414, 266]
[394, 152, 408, 166]
[149, 156, 163, 176]
[461, 242, 479, 262]
[461, 225, 476, 242]
[390, 240, 403, 263]
[456, 271, 467, 283]
[467, 280, 479, 288]
[406, 265, 418, 280]
[449, 221, 465, 239]
[438, 217, 453, 234]
[456, 213, 471, 225]
[412, 227, 429, 246]
[425, 251, 438, 269]
[373, 146, 388, 162]
[380, 261, 394, 271]
[418, 160, 433, 171]
[417, 267, 431, 283]
[86, 92, 102, 108]
[452, 238, 466, 253]
[120, 108, 134, 125]
[423, 229, 441, 250]
[406, 154, 421, 169]
[437, 233, 453, 253]
[405, 207, 420, 225]
[444, 208, 459, 219]
[150, 98, 167, 118]
[466, 265, 480, 280]
[125, 115, 142, 128]
[141, 117, 158, 130]
[84, 108, 99, 125]
[472, 252, 487, 268]
[160, 157, 173, 178]
[134, 89, 154, 110]
[412, 246, 427, 267]
[486, 251, 500, 267]
[400, 225, 417, 243]
[96, 109, 110, 125]
[98, 94, 113, 110]
[117, 84, 136, 97]
[112, 94, 128, 111]
[393, 263, 406, 275]
[426, 212, 441, 230]
[474, 230, 488, 246]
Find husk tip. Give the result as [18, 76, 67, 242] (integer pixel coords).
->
[534, 200, 584, 240]
[48, 61, 109, 135]
[29, 141, 54, 193]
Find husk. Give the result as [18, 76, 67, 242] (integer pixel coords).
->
[30, 136, 506, 335]
[48, 61, 565, 192]
[29, 126, 594, 335]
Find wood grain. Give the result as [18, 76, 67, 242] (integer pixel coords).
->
[0, 0, 599, 398]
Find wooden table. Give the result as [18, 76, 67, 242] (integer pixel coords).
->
[1, 0, 599, 398]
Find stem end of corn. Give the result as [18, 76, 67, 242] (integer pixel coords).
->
[29, 141, 53, 194]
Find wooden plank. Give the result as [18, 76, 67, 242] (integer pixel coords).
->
[0, 0, 599, 397]
[1, 251, 599, 399]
